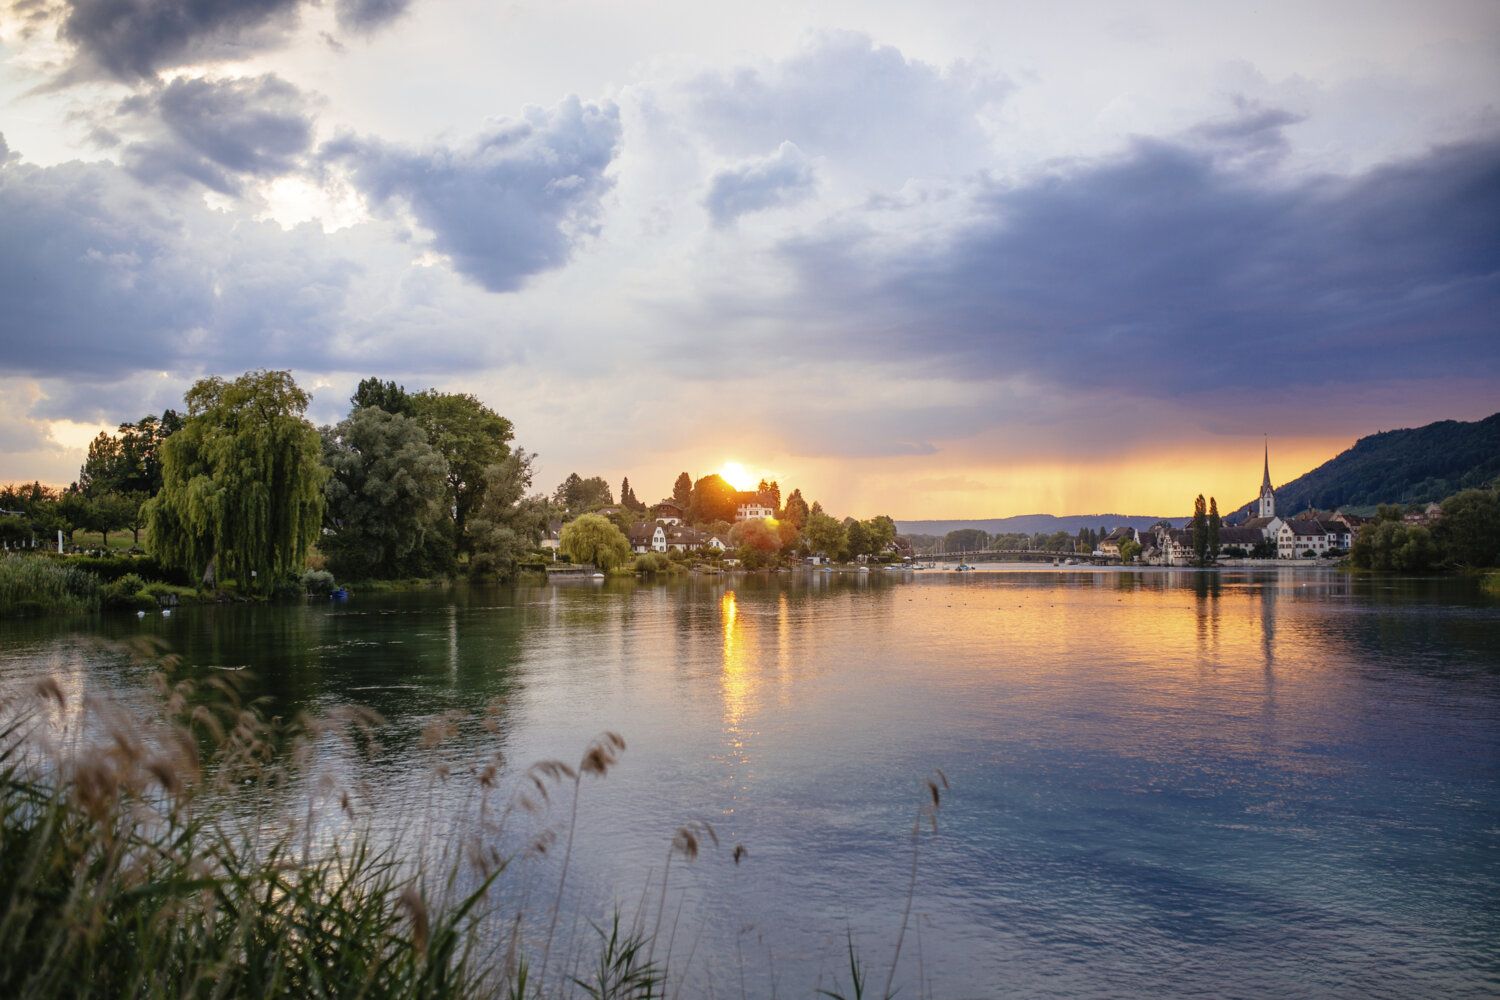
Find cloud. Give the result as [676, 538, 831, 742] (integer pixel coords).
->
[334, 0, 411, 33]
[325, 96, 621, 292]
[772, 129, 1500, 395]
[60, 0, 304, 80]
[684, 31, 1007, 187]
[113, 74, 314, 193]
[705, 141, 815, 226]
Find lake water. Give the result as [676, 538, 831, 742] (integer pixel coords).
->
[3, 567, 1498, 998]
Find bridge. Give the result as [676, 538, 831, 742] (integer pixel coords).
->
[916, 549, 1117, 565]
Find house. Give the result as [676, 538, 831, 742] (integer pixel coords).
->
[733, 492, 776, 522]
[1098, 526, 1135, 557]
[1216, 526, 1267, 554]
[1403, 502, 1444, 525]
[1241, 516, 1284, 540]
[628, 522, 668, 553]
[665, 528, 727, 552]
[1278, 519, 1334, 558]
[651, 500, 685, 525]
[540, 520, 563, 551]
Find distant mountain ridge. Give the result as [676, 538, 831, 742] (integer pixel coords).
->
[896, 513, 1189, 538]
[1239, 411, 1500, 518]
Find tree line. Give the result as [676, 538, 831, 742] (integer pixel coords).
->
[3, 369, 909, 593]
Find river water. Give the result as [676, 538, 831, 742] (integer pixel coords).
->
[2, 567, 1498, 998]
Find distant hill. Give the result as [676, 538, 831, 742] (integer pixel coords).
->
[896, 513, 1189, 538]
[1240, 411, 1500, 518]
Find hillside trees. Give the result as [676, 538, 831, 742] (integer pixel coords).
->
[320, 407, 450, 579]
[146, 371, 325, 591]
[1351, 520, 1438, 571]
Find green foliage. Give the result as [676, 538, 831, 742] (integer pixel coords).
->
[671, 472, 692, 508]
[729, 518, 782, 557]
[756, 478, 782, 513]
[560, 514, 631, 571]
[59, 553, 186, 584]
[351, 376, 416, 416]
[1207, 497, 1221, 560]
[805, 511, 848, 559]
[1351, 521, 1439, 571]
[571, 914, 663, 1000]
[782, 488, 810, 529]
[632, 552, 674, 574]
[146, 370, 325, 592]
[411, 390, 514, 556]
[552, 473, 614, 515]
[619, 477, 645, 512]
[469, 452, 549, 579]
[301, 568, 337, 595]
[100, 573, 154, 611]
[688, 474, 738, 524]
[943, 528, 988, 553]
[322, 407, 451, 580]
[1434, 488, 1500, 568]
[0, 556, 100, 616]
[78, 410, 182, 497]
[1191, 495, 1208, 565]
[1119, 538, 1142, 563]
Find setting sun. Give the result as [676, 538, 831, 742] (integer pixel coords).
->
[719, 461, 757, 492]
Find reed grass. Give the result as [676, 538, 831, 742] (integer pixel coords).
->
[0, 639, 949, 999]
[0, 555, 101, 616]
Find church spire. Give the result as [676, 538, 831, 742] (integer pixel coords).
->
[1261, 436, 1272, 494]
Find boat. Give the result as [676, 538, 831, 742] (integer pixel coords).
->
[330, 588, 349, 600]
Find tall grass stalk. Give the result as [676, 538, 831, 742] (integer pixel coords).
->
[0, 555, 100, 616]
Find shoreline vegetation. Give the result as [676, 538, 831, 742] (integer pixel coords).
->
[0, 639, 945, 999]
[3, 368, 1497, 620]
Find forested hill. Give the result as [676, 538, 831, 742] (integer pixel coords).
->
[1242, 411, 1500, 517]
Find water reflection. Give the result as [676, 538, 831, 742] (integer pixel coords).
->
[1, 569, 1497, 998]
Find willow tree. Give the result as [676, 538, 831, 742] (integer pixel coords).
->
[146, 371, 326, 592]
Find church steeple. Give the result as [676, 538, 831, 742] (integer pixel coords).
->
[1258, 437, 1276, 518]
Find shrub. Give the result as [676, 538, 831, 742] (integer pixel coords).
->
[101, 573, 154, 611]
[301, 569, 337, 596]
[633, 552, 673, 574]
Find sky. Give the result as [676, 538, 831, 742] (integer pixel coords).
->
[0, 0, 1496, 518]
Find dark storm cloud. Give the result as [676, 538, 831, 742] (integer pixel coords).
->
[56, 0, 414, 80]
[334, 0, 411, 33]
[705, 142, 816, 226]
[115, 74, 314, 193]
[325, 96, 621, 292]
[61, 0, 303, 79]
[779, 129, 1500, 393]
[0, 156, 350, 378]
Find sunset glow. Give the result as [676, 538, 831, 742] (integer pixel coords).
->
[719, 462, 757, 492]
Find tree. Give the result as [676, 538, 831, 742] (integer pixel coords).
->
[757, 479, 782, 513]
[1208, 497, 1222, 562]
[321, 407, 450, 580]
[1351, 521, 1438, 571]
[81, 491, 137, 547]
[1191, 495, 1208, 565]
[411, 390, 514, 557]
[1119, 538, 1142, 563]
[620, 477, 645, 512]
[689, 474, 738, 524]
[782, 489, 810, 529]
[730, 518, 782, 554]
[672, 472, 692, 508]
[559, 513, 631, 571]
[944, 528, 989, 553]
[1434, 488, 1500, 567]
[351, 377, 415, 417]
[146, 370, 326, 591]
[804, 511, 847, 560]
[552, 473, 613, 514]
[844, 517, 871, 559]
[78, 431, 124, 495]
[470, 450, 549, 578]
[861, 515, 897, 558]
